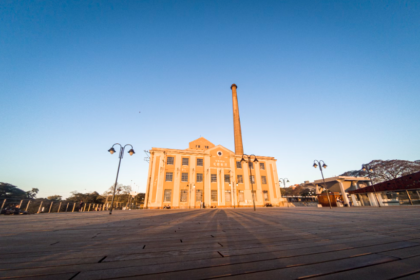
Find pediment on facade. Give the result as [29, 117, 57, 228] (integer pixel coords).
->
[208, 145, 235, 156]
[187, 137, 215, 151]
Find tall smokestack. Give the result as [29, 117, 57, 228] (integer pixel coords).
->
[231, 84, 244, 155]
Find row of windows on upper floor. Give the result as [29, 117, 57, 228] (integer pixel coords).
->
[195, 145, 210, 149]
[166, 157, 266, 170]
[164, 189, 270, 203]
[165, 173, 267, 184]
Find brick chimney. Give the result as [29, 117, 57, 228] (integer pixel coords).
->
[231, 84, 244, 155]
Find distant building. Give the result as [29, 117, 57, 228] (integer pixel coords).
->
[303, 176, 370, 207]
[348, 171, 420, 206]
[290, 184, 300, 190]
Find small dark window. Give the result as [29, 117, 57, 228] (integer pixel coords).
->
[182, 158, 189, 166]
[167, 157, 174, 165]
[181, 173, 188, 182]
[261, 176, 267, 184]
[236, 162, 241, 169]
[224, 174, 230, 183]
[237, 175, 243, 183]
[196, 189, 202, 201]
[180, 190, 188, 202]
[250, 175, 255, 183]
[164, 190, 171, 202]
[197, 158, 203, 166]
[211, 174, 217, 182]
[263, 190, 269, 201]
[211, 190, 217, 202]
[197, 173, 203, 182]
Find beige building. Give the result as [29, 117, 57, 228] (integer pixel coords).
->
[144, 137, 282, 209]
[144, 84, 283, 209]
[303, 176, 370, 206]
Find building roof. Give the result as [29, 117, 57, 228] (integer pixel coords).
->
[313, 176, 370, 184]
[150, 138, 276, 160]
[303, 176, 370, 186]
[348, 171, 420, 194]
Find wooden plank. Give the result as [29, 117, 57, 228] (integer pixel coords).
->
[0, 208, 419, 280]
[308, 256, 420, 280]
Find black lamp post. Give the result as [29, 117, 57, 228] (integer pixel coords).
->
[362, 164, 381, 207]
[313, 160, 332, 209]
[108, 143, 135, 215]
[241, 154, 258, 211]
[279, 178, 289, 197]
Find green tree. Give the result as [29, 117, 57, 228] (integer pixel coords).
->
[103, 184, 132, 196]
[0, 183, 28, 199]
[67, 191, 105, 204]
[300, 188, 315, 196]
[280, 187, 293, 196]
[26, 188, 39, 199]
[47, 195, 62, 201]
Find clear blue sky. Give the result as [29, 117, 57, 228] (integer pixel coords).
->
[1, 0, 419, 199]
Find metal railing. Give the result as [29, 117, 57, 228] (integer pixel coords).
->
[0, 199, 144, 215]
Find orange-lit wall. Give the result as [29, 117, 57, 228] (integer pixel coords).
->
[144, 138, 283, 209]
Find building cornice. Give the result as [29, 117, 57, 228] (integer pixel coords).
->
[151, 147, 209, 155]
[150, 147, 276, 160]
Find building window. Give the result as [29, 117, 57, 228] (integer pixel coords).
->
[237, 175, 243, 183]
[224, 174, 230, 183]
[250, 175, 255, 184]
[261, 176, 267, 184]
[197, 158, 203, 166]
[180, 190, 188, 202]
[164, 190, 172, 202]
[248, 162, 254, 169]
[205, 146, 209, 149]
[236, 161, 241, 169]
[263, 190, 269, 201]
[196, 189, 202, 202]
[225, 191, 231, 202]
[166, 172, 173, 182]
[197, 173, 203, 182]
[181, 173, 188, 182]
[238, 191, 244, 202]
[260, 163, 265, 170]
[211, 190, 217, 202]
[182, 158, 189, 166]
[211, 174, 217, 182]
[167, 157, 174, 165]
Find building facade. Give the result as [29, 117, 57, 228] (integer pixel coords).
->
[303, 176, 370, 207]
[144, 137, 282, 209]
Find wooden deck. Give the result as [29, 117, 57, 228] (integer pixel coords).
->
[1, 207, 420, 279]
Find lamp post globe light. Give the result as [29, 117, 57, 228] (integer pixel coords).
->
[313, 160, 332, 209]
[362, 164, 381, 207]
[108, 143, 135, 215]
[241, 154, 258, 211]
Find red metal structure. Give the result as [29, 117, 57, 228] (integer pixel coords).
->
[348, 171, 420, 194]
